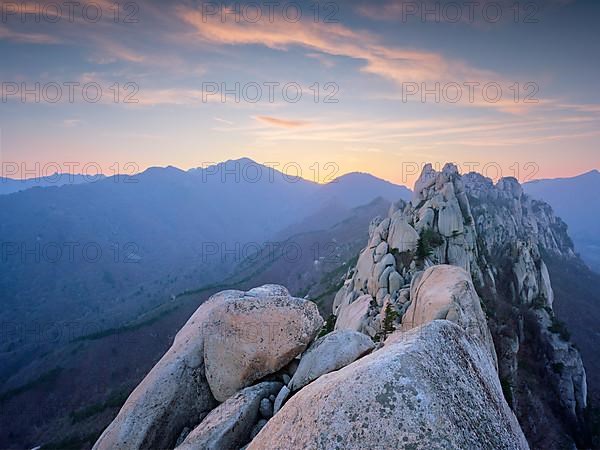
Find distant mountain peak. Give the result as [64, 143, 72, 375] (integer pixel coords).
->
[227, 157, 259, 165]
[188, 157, 262, 173]
[329, 171, 379, 183]
[582, 168, 599, 176]
[141, 165, 185, 176]
[527, 168, 599, 184]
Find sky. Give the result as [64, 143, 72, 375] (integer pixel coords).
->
[1, 0, 599, 186]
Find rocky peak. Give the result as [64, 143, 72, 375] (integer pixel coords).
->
[333, 163, 589, 448]
[92, 164, 589, 450]
[496, 176, 524, 198]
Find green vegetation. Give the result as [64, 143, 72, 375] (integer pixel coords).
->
[548, 316, 571, 341]
[319, 315, 337, 338]
[294, 283, 313, 299]
[382, 303, 398, 338]
[312, 281, 345, 307]
[0, 367, 63, 403]
[177, 239, 289, 298]
[416, 228, 444, 261]
[531, 296, 546, 310]
[77, 258, 275, 343]
[500, 376, 513, 407]
[74, 305, 177, 342]
[478, 296, 491, 317]
[312, 257, 358, 307]
[70, 389, 130, 424]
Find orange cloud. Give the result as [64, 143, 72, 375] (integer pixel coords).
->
[0, 24, 60, 44]
[175, 4, 530, 113]
[254, 116, 311, 128]
[90, 40, 146, 63]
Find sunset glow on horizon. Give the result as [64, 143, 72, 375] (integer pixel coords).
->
[1, 0, 599, 186]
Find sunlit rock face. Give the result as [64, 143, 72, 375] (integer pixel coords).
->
[249, 321, 529, 450]
[330, 163, 588, 449]
[401, 264, 497, 367]
[94, 286, 322, 450]
[203, 285, 323, 402]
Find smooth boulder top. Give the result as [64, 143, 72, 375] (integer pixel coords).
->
[289, 330, 375, 391]
[248, 320, 529, 450]
[402, 264, 497, 366]
[204, 286, 323, 401]
[93, 285, 320, 450]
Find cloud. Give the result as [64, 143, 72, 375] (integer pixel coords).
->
[62, 119, 83, 127]
[130, 88, 207, 106]
[254, 116, 311, 128]
[244, 111, 600, 150]
[355, 0, 574, 24]
[87, 37, 146, 64]
[305, 52, 336, 68]
[0, 1, 159, 65]
[214, 117, 234, 125]
[176, 4, 521, 112]
[0, 24, 60, 44]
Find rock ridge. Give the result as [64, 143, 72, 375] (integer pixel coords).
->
[93, 163, 586, 450]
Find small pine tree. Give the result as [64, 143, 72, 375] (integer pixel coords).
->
[416, 228, 443, 261]
[382, 303, 398, 339]
[416, 236, 432, 260]
[318, 314, 336, 337]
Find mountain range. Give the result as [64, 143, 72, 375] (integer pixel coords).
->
[0, 159, 410, 387]
[0, 159, 598, 449]
[0, 173, 105, 195]
[0, 192, 393, 449]
[524, 169, 600, 272]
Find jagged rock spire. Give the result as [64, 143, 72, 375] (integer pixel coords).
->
[333, 162, 587, 448]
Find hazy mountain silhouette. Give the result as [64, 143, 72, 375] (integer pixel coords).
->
[524, 169, 600, 271]
[0, 196, 391, 450]
[0, 158, 410, 386]
[0, 173, 105, 195]
[318, 171, 411, 208]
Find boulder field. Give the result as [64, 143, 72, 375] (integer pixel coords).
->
[95, 273, 527, 449]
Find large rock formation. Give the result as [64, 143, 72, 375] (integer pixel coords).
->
[330, 163, 588, 448]
[249, 320, 528, 450]
[94, 163, 588, 450]
[94, 286, 322, 450]
[175, 381, 281, 450]
[289, 330, 375, 391]
[203, 285, 323, 401]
